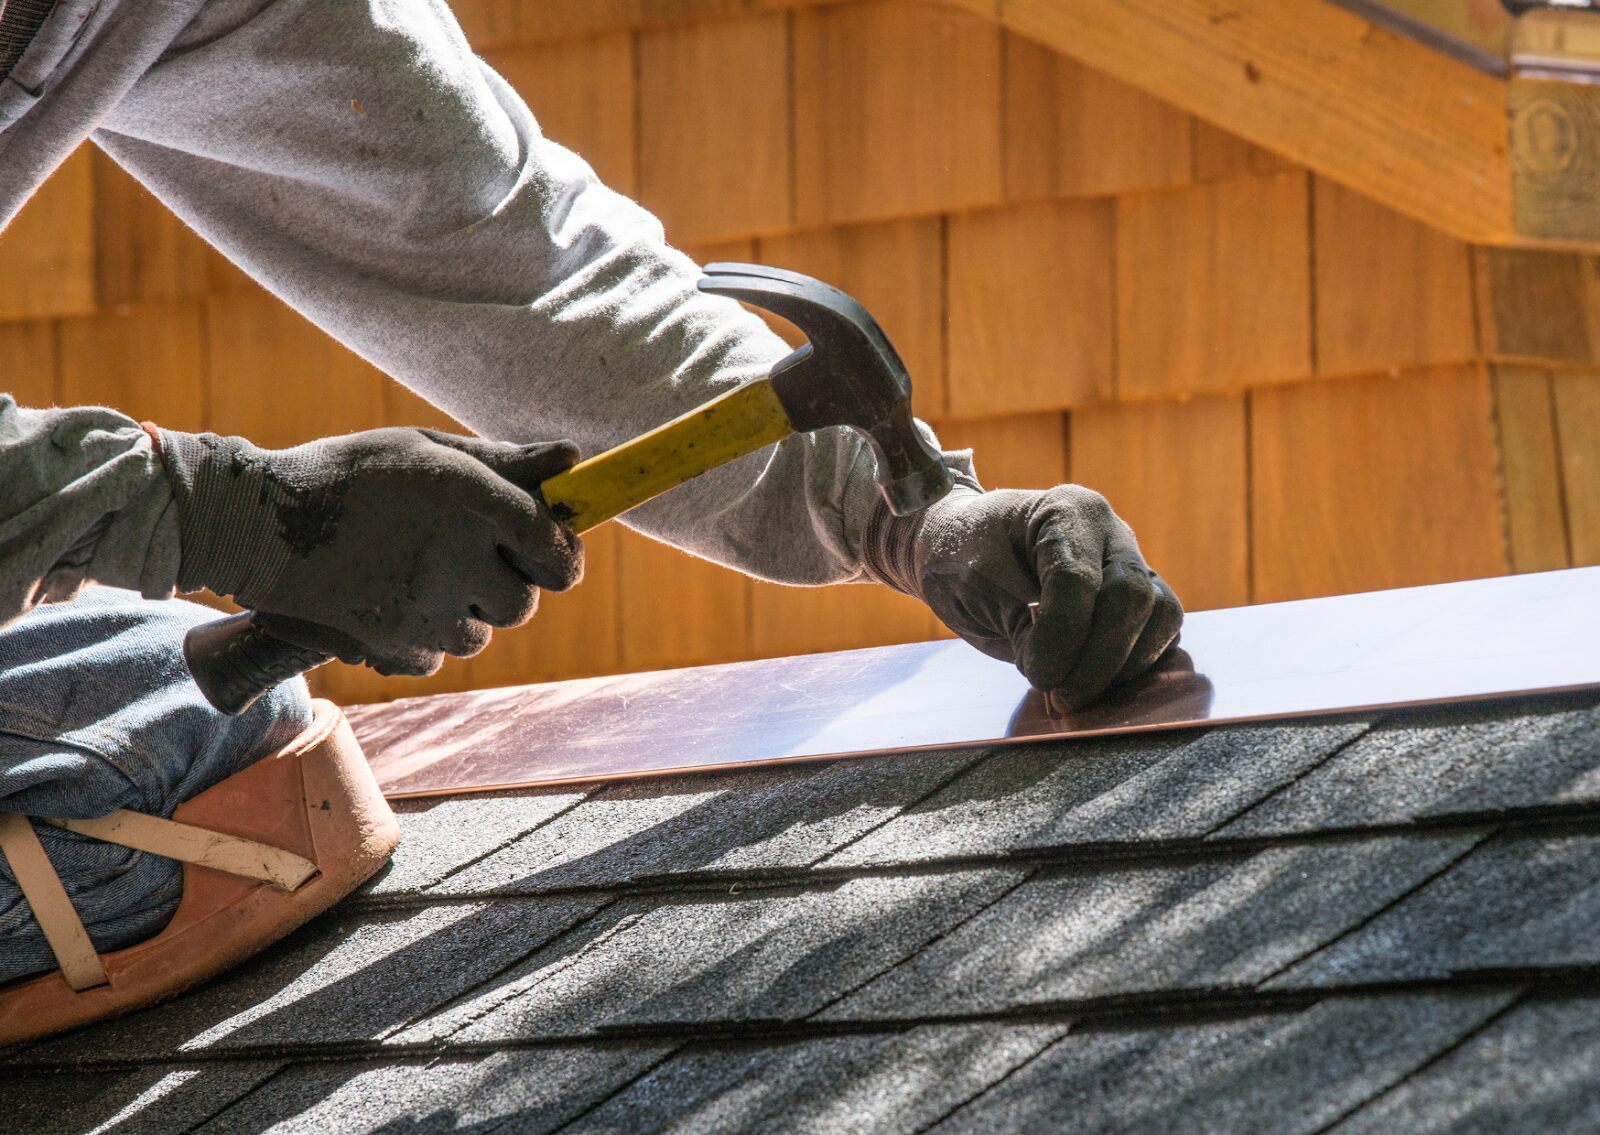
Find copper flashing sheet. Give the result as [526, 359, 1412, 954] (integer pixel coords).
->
[351, 568, 1600, 799]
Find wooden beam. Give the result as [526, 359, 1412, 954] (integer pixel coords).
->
[1509, 77, 1600, 245]
[947, 0, 1515, 244]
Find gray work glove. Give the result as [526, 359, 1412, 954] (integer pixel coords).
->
[156, 427, 583, 676]
[863, 485, 1183, 710]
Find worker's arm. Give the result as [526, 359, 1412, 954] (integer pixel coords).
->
[0, 397, 178, 623]
[0, 394, 580, 673]
[91, 0, 1180, 698]
[91, 0, 956, 589]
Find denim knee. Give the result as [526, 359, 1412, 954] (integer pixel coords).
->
[0, 587, 314, 983]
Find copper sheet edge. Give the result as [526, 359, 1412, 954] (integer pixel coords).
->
[350, 568, 1600, 799]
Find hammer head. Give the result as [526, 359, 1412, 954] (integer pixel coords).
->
[698, 263, 953, 516]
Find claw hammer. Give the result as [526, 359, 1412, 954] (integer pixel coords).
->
[184, 264, 954, 714]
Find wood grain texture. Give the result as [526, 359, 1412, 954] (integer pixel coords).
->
[59, 304, 208, 431]
[0, 150, 94, 321]
[1116, 171, 1312, 398]
[1251, 365, 1506, 603]
[0, 321, 58, 407]
[1069, 394, 1249, 612]
[638, 15, 791, 242]
[450, 0, 850, 49]
[205, 251, 260, 295]
[945, 0, 1512, 243]
[471, 524, 625, 686]
[1313, 177, 1477, 378]
[92, 152, 209, 306]
[1191, 119, 1295, 182]
[794, 0, 1002, 227]
[1475, 247, 1600, 365]
[484, 33, 639, 196]
[759, 217, 948, 415]
[748, 579, 934, 657]
[680, 237, 802, 348]
[1002, 31, 1192, 201]
[935, 412, 1068, 490]
[1553, 372, 1600, 566]
[1509, 78, 1600, 244]
[383, 382, 469, 432]
[616, 527, 752, 669]
[1492, 365, 1571, 575]
[308, 656, 477, 707]
[948, 198, 1113, 415]
[204, 293, 387, 447]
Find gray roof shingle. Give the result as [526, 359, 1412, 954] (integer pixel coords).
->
[8, 688, 1600, 1132]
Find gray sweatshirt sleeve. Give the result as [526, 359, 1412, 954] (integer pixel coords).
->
[92, 0, 976, 586]
[0, 395, 179, 626]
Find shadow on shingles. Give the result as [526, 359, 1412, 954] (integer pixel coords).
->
[443, 725, 1233, 898]
[28, 692, 1600, 1132]
[450, 754, 1006, 893]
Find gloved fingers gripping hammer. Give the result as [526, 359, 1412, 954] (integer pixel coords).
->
[407, 430, 584, 592]
[155, 426, 583, 680]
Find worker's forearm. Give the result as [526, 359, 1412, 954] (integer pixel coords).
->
[0, 396, 180, 624]
[94, 0, 975, 585]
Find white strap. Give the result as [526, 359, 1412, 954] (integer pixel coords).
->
[0, 813, 108, 991]
[45, 810, 318, 892]
[0, 808, 318, 994]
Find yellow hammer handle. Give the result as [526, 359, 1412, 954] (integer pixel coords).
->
[540, 379, 794, 535]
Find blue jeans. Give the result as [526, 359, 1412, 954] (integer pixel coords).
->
[0, 588, 312, 985]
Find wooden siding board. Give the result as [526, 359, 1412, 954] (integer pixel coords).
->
[1475, 248, 1600, 366]
[92, 151, 210, 307]
[948, 199, 1114, 415]
[936, 413, 1068, 491]
[617, 528, 751, 670]
[59, 304, 208, 432]
[1313, 177, 1477, 378]
[1116, 171, 1312, 398]
[793, 0, 1002, 227]
[1553, 372, 1600, 567]
[1002, 31, 1192, 202]
[759, 218, 948, 415]
[451, 0, 852, 49]
[638, 15, 791, 243]
[1492, 365, 1571, 575]
[0, 150, 94, 322]
[484, 34, 640, 197]
[0, 321, 58, 407]
[1069, 395, 1249, 613]
[1002, 32, 1193, 202]
[1250, 365, 1506, 603]
[204, 293, 387, 447]
[748, 579, 932, 658]
[1191, 119, 1295, 182]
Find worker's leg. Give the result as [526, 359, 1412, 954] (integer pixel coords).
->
[0, 588, 313, 985]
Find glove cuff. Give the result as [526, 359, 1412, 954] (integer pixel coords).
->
[157, 430, 293, 603]
[859, 497, 927, 600]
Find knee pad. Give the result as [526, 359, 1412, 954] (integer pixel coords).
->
[0, 587, 316, 985]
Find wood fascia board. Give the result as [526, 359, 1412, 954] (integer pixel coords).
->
[946, 0, 1515, 245]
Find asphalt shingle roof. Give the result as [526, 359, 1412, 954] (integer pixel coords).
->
[6, 689, 1600, 1133]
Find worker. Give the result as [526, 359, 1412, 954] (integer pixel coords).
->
[0, 2, 1181, 992]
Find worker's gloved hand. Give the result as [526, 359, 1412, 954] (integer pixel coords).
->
[155, 427, 583, 676]
[862, 485, 1183, 710]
